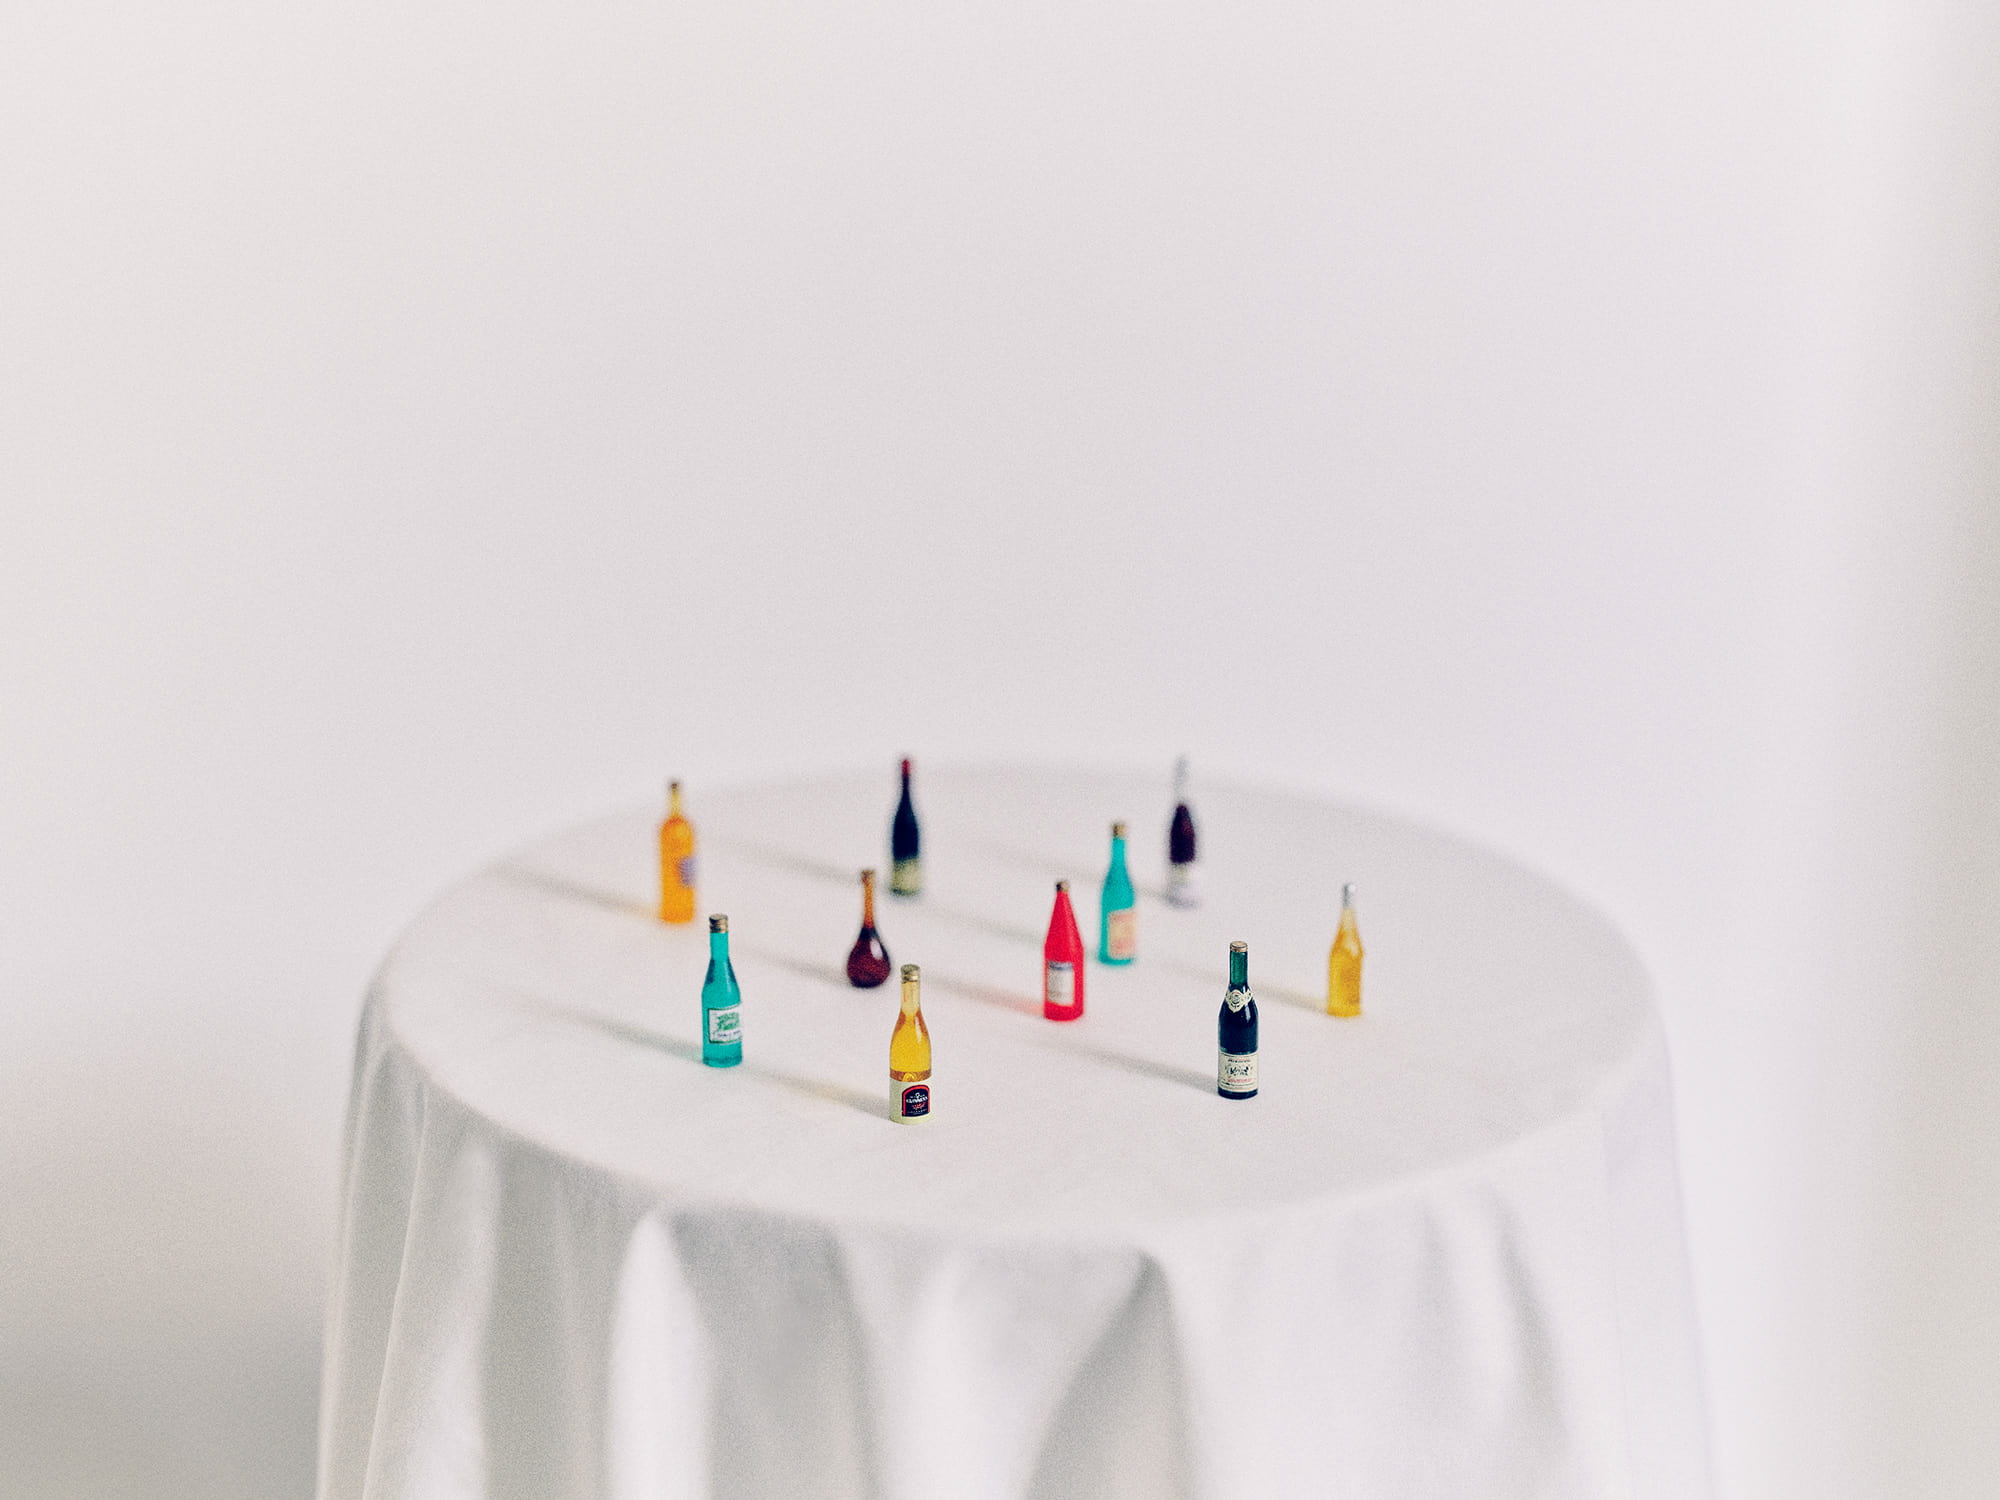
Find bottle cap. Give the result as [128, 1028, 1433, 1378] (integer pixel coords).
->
[1342, 881, 1357, 904]
[901, 757, 912, 775]
[709, 914, 728, 933]
[1111, 821, 1127, 838]
[669, 778, 680, 793]
[1229, 940, 1247, 954]
[901, 963, 920, 982]
[862, 868, 875, 882]
[1056, 879, 1069, 892]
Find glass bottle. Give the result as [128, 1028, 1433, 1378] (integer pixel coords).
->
[1217, 940, 1258, 1099]
[890, 963, 933, 1121]
[1166, 756, 1199, 908]
[1327, 882, 1364, 1018]
[846, 869, 893, 988]
[889, 758, 922, 896]
[1099, 821, 1136, 965]
[702, 914, 743, 1067]
[657, 779, 697, 924]
[1043, 880, 1086, 1021]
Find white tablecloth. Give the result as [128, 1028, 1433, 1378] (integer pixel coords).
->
[318, 765, 1711, 1500]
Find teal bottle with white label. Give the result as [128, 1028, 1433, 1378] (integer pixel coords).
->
[1098, 821, 1136, 965]
[702, 914, 743, 1067]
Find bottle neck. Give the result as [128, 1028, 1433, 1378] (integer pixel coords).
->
[709, 928, 729, 963]
[861, 872, 877, 926]
[900, 975, 921, 1016]
[1109, 833, 1128, 870]
[1229, 948, 1248, 988]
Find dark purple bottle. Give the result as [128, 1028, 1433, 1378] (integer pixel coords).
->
[846, 869, 893, 987]
[1167, 755, 1199, 908]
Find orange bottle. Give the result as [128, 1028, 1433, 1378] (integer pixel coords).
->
[658, 780, 697, 924]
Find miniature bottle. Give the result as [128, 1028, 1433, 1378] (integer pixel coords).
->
[1098, 821, 1137, 965]
[890, 963, 933, 1121]
[1043, 880, 1086, 1021]
[701, 914, 743, 1067]
[1217, 940, 1258, 1099]
[658, 779, 697, 924]
[889, 758, 922, 896]
[1166, 757, 1199, 908]
[846, 869, 893, 988]
[1327, 882, 1364, 1018]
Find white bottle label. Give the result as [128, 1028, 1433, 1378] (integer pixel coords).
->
[1218, 1051, 1258, 1092]
[676, 856, 697, 889]
[1105, 907, 1136, 960]
[1166, 865, 1199, 907]
[707, 1006, 741, 1044]
[1046, 961, 1075, 1008]
[890, 857, 922, 895]
[897, 1079, 932, 1121]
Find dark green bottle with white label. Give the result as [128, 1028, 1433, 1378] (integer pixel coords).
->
[1217, 941, 1258, 1099]
[702, 914, 743, 1067]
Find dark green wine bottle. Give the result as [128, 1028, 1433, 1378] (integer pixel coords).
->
[889, 758, 922, 896]
[1217, 941, 1258, 1099]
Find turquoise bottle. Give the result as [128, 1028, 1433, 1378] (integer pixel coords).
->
[1098, 821, 1137, 965]
[702, 914, 743, 1067]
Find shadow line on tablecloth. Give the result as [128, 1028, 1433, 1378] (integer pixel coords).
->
[707, 837, 853, 885]
[542, 1001, 897, 1123]
[1015, 1032, 1214, 1095]
[954, 833, 1175, 903]
[732, 942, 852, 990]
[492, 863, 654, 920]
[917, 967, 1044, 1018]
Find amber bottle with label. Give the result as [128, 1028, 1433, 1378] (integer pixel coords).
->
[890, 964, 932, 1121]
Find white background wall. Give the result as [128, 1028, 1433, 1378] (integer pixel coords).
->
[4, 2, 1997, 1497]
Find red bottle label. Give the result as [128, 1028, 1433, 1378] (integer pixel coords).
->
[899, 1082, 930, 1120]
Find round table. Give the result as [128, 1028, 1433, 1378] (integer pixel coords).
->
[317, 765, 1711, 1500]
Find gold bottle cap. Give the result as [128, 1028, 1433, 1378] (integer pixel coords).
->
[1112, 821, 1127, 838]
[670, 778, 680, 792]
[709, 914, 727, 933]
[901, 963, 920, 981]
[861, 867, 875, 882]
[1056, 879, 1069, 892]
[1229, 940, 1248, 954]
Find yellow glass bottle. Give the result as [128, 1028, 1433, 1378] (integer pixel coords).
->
[1327, 882, 1363, 1017]
[658, 780, 697, 924]
[890, 963, 932, 1122]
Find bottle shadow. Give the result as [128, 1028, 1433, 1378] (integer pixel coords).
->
[955, 833, 1178, 902]
[492, 864, 656, 921]
[540, 1001, 896, 1123]
[708, 838, 854, 886]
[731, 942, 854, 990]
[1138, 951, 1324, 1014]
[1017, 1032, 1213, 1094]
[918, 968, 1044, 1018]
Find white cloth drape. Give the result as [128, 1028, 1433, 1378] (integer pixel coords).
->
[318, 767, 1711, 1500]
